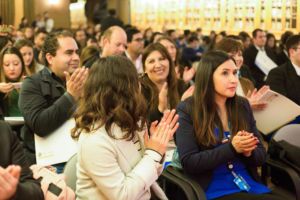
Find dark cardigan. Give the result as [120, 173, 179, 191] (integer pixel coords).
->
[175, 97, 267, 190]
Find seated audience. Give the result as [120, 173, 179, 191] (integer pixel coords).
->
[125, 27, 144, 74]
[157, 36, 196, 83]
[181, 36, 201, 67]
[175, 50, 283, 200]
[0, 35, 13, 51]
[80, 46, 99, 67]
[243, 29, 278, 89]
[84, 26, 127, 68]
[140, 43, 192, 124]
[277, 31, 294, 66]
[0, 121, 43, 200]
[19, 31, 88, 165]
[266, 34, 300, 106]
[33, 29, 47, 63]
[14, 39, 44, 76]
[0, 47, 25, 117]
[72, 56, 178, 200]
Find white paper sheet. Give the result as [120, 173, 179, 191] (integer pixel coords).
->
[253, 90, 300, 135]
[35, 119, 78, 166]
[4, 116, 24, 126]
[254, 50, 277, 75]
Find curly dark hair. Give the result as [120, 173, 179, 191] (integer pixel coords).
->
[71, 55, 147, 140]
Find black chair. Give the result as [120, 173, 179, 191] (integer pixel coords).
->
[160, 166, 206, 200]
[262, 124, 300, 200]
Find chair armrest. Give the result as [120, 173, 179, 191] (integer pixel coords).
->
[165, 166, 207, 200]
[266, 159, 300, 199]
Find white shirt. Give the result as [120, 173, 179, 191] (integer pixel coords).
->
[125, 51, 143, 74]
[291, 62, 300, 76]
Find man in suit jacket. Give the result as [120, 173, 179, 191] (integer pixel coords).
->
[19, 31, 88, 164]
[243, 29, 278, 89]
[266, 35, 300, 106]
[0, 121, 43, 200]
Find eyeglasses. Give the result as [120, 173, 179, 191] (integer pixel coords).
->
[133, 38, 144, 42]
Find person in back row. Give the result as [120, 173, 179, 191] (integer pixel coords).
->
[83, 26, 127, 68]
[19, 30, 88, 165]
[175, 50, 284, 200]
[243, 29, 278, 89]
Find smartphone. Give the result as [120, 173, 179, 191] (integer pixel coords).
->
[34, 167, 63, 196]
[11, 82, 22, 89]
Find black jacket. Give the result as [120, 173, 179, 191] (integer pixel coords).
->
[266, 61, 300, 106]
[18, 68, 76, 154]
[0, 121, 44, 200]
[175, 97, 266, 190]
[243, 45, 278, 89]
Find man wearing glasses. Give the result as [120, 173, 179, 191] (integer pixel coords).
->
[125, 28, 144, 74]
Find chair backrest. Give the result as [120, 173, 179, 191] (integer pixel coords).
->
[63, 154, 77, 191]
[273, 124, 300, 146]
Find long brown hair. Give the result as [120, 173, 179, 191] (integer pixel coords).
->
[140, 43, 179, 112]
[72, 56, 147, 140]
[14, 39, 38, 76]
[192, 50, 248, 146]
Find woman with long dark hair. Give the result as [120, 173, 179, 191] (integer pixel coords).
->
[175, 51, 282, 200]
[72, 56, 178, 200]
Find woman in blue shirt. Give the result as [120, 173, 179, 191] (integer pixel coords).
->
[175, 50, 282, 200]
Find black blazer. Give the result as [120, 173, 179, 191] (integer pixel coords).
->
[175, 97, 266, 190]
[0, 121, 43, 200]
[18, 68, 76, 154]
[243, 45, 278, 89]
[266, 61, 300, 106]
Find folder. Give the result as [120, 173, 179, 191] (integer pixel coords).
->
[34, 119, 78, 166]
[254, 50, 277, 75]
[253, 89, 300, 135]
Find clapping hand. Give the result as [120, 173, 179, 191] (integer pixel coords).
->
[158, 82, 168, 112]
[0, 165, 21, 200]
[246, 85, 269, 111]
[231, 130, 259, 157]
[144, 109, 179, 156]
[64, 68, 89, 101]
[183, 67, 196, 83]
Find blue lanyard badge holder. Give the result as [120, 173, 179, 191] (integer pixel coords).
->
[227, 162, 251, 192]
[224, 131, 251, 192]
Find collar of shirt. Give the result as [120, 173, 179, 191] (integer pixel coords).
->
[291, 62, 300, 76]
[254, 45, 265, 51]
[45, 67, 66, 86]
[125, 51, 143, 74]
